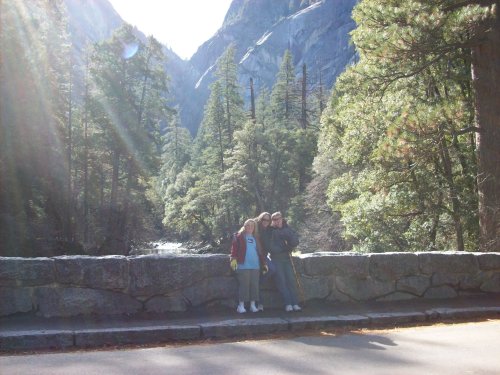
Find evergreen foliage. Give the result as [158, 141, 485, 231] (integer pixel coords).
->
[315, 0, 496, 252]
[3, 0, 497, 256]
[1, 0, 72, 255]
[0, 3, 171, 255]
[161, 49, 321, 245]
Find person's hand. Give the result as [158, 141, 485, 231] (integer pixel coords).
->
[230, 258, 238, 271]
[262, 264, 269, 274]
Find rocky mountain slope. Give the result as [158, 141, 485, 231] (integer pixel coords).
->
[185, 0, 358, 132]
[64, 0, 358, 134]
[64, 0, 195, 132]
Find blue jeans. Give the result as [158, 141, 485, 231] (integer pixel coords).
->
[273, 259, 299, 306]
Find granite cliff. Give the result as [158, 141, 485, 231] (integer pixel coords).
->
[64, 0, 358, 134]
[184, 0, 358, 133]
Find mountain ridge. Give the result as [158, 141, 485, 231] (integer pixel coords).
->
[181, 0, 357, 133]
[64, 0, 358, 134]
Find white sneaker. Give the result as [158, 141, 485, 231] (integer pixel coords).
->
[293, 304, 302, 311]
[257, 304, 264, 312]
[285, 304, 293, 312]
[250, 304, 259, 313]
[237, 304, 246, 313]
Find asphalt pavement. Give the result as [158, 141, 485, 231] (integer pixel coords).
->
[2, 320, 499, 375]
[1, 295, 499, 352]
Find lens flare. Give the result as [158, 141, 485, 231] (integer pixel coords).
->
[122, 42, 139, 59]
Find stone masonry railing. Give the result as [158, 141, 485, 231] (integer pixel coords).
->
[1, 252, 499, 318]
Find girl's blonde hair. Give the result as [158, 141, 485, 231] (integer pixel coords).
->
[238, 219, 256, 235]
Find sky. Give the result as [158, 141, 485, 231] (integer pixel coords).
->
[107, 0, 233, 60]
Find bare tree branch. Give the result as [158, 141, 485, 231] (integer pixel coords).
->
[454, 126, 484, 135]
[441, 0, 496, 13]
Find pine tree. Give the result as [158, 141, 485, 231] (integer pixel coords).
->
[270, 50, 301, 128]
[350, 0, 499, 251]
[214, 44, 245, 148]
[315, 0, 481, 252]
[163, 45, 246, 242]
[0, 0, 72, 255]
[88, 25, 169, 253]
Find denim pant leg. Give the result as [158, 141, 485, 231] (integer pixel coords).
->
[274, 260, 294, 305]
[282, 260, 299, 305]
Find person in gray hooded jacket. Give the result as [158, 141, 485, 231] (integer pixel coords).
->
[263, 211, 301, 312]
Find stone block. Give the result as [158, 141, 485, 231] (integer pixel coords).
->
[424, 285, 457, 299]
[327, 286, 352, 302]
[418, 252, 478, 275]
[34, 287, 142, 317]
[300, 275, 330, 300]
[0, 257, 55, 286]
[335, 276, 395, 301]
[0, 287, 33, 316]
[377, 292, 417, 302]
[182, 276, 236, 307]
[301, 253, 369, 277]
[259, 275, 278, 291]
[145, 294, 187, 313]
[480, 272, 500, 293]
[476, 253, 500, 271]
[290, 256, 304, 274]
[128, 254, 230, 296]
[369, 253, 419, 281]
[431, 273, 462, 287]
[459, 272, 487, 290]
[458, 291, 488, 298]
[54, 256, 128, 290]
[396, 275, 430, 296]
[217, 298, 239, 309]
[260, 290, 283, 308]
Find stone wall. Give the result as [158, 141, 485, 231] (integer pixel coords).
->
[1, 252, 499, 318]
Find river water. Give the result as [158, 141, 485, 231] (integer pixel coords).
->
[130, 242, 188, 255]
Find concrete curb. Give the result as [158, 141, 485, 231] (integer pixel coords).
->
[287, 314, 369, 331]
[1, 306, 499, 352]
[0, 330, 75, 351]
[200, 317, 289, 338]
[426, 306, 500, 320]
[75, 325, 201, 348]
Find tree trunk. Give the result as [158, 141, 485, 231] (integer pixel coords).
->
[250, 77, 256, 121]
[225, 71, 233, 146]
[270, 152, 282, 209]
[249, 78, 264, 211]
[107, 148, 120, 242]
[438, 125, 465, 252]
[300, 64, 307, 130]
[83, 53, 89, 244]
[318, 67, 325, 114]
[123, 156, 135, 239]
[471, 6, 500, 251]
[65, 61, 73, 241]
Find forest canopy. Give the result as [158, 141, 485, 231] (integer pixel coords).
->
[1, 0, 498, 256]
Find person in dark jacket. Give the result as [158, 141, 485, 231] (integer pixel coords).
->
[254, 212, 275, 311]
[230, 219, 268, 313]
[264, 211, 301, 312]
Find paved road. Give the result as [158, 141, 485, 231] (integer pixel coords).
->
[1, 320, 499, 375]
